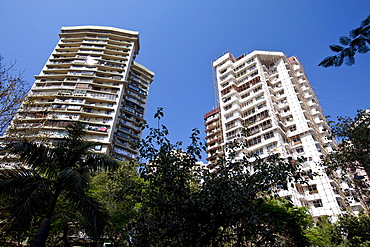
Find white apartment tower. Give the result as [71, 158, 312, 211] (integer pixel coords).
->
[206, 50, 365, 219]
[5, 26, 154, 161]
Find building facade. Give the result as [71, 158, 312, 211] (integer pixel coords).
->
[5, 26, 154, 161]
[206, 50, 365, 218]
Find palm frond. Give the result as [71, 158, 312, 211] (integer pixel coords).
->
[66, 191, 106, 238]
[59, 167, 89, 193]
[83, 153, 119, 174]
[0, 166, 54, 230]
[6, 141, 58, 178]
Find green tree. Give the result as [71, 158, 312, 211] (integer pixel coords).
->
[304, 216, 338, 247]
[324, 110, 370, 205]
[319, 15, 370, 67]
[89, 161, 144, 246]
[0, 55, 29, 133]
[132, 109, 311, 246]
[0, 122, 119, 247]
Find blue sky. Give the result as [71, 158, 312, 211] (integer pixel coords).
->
[1, 1, 369, 160]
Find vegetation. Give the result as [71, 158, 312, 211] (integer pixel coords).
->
[324, 110, 370, 205]
[132, 109, 311, 246]
[319, 15, 370, 67]
[0, 122, 119, 246]
[2, 109, 370, 246]
[0, 55, 29, 134]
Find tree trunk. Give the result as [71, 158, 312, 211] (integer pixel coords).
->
[31, 218, 51, 247]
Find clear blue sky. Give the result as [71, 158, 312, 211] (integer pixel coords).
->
[1, 1, 369, 160]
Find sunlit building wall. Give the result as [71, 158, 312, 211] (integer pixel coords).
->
[5, 26, 154, 161]
[206, 50, 364, 218]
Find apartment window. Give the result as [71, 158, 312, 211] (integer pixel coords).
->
[241, 99, 253, 108]
[264, 131, 274, 140]
[292, 136, 301, 143]
[257, 103, 266, 109]
[225, 113, 234, 120]
[243, 108, 255, 117]
[286, 116, 293, 122]
[94, 145, 102, 151]
[254, 148, 264, 156]
[255, 94, 264, 101]
[253, 86, 262, 93]
[313, 199, 323, 208]
[241, 92, 250, 99]
[235, 63, 245, 71]
[296, 147, 304, 153]
[226, 121, 236, 130]
[223, 97, 231, 103]
[289, 125, 297, 132]
[219, 68, 227, 74]
[308, 184, 318, 194]
[224, 104, 232, 111]
[249, 125, 260, 135]
[249, 136, 261, 146]
[266, 142, 277, 151]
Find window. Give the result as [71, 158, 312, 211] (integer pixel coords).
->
[289, 125, 297, 132]
[224, 104, 232, 111]
[241, 92, 250, 99]
[264, 131, 274, 140]
[223, 97, 231, 103]
[255, 94, 264, 101]
[266, 142, 277, 151]
[249, 136, 261, 146]
[296, 147, 304, 153]
[253, 86, 262, 93]
[257, 103, 266, 109]
[292, 136, 301, 143]
[313, 199, 323, 208]
[254, 148, 264, 156]
[286, 116, 293, 122]
[308, 184, 318, 194]
[225, 113, 234, 120]
[94, 144, 102, 151]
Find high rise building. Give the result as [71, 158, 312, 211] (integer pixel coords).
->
[205, 50, 365, 219]
[4, 26, 154, 161]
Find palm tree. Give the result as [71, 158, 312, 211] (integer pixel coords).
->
[0, 122, 119, 247]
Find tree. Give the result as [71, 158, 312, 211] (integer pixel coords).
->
[319, 15, 370, 67]
[0, 122, 119, 247]
[89, 161, 144, 246]
[306, 213, 370, 247]
[330, 212, 370, 246]
[0, 55, 29, 133]
[132, 108, 311, 246]
[324, 110, 370, 206]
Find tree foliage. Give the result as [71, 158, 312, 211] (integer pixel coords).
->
[319, 15, 370, 67]
[0, 55, 29, 134]
[0, 122, 119, 246]
[306, 213, 370, 247]
[132, 108, 311, 246]
[89, 161, 144, 246]
[324, 110, 370, 205]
